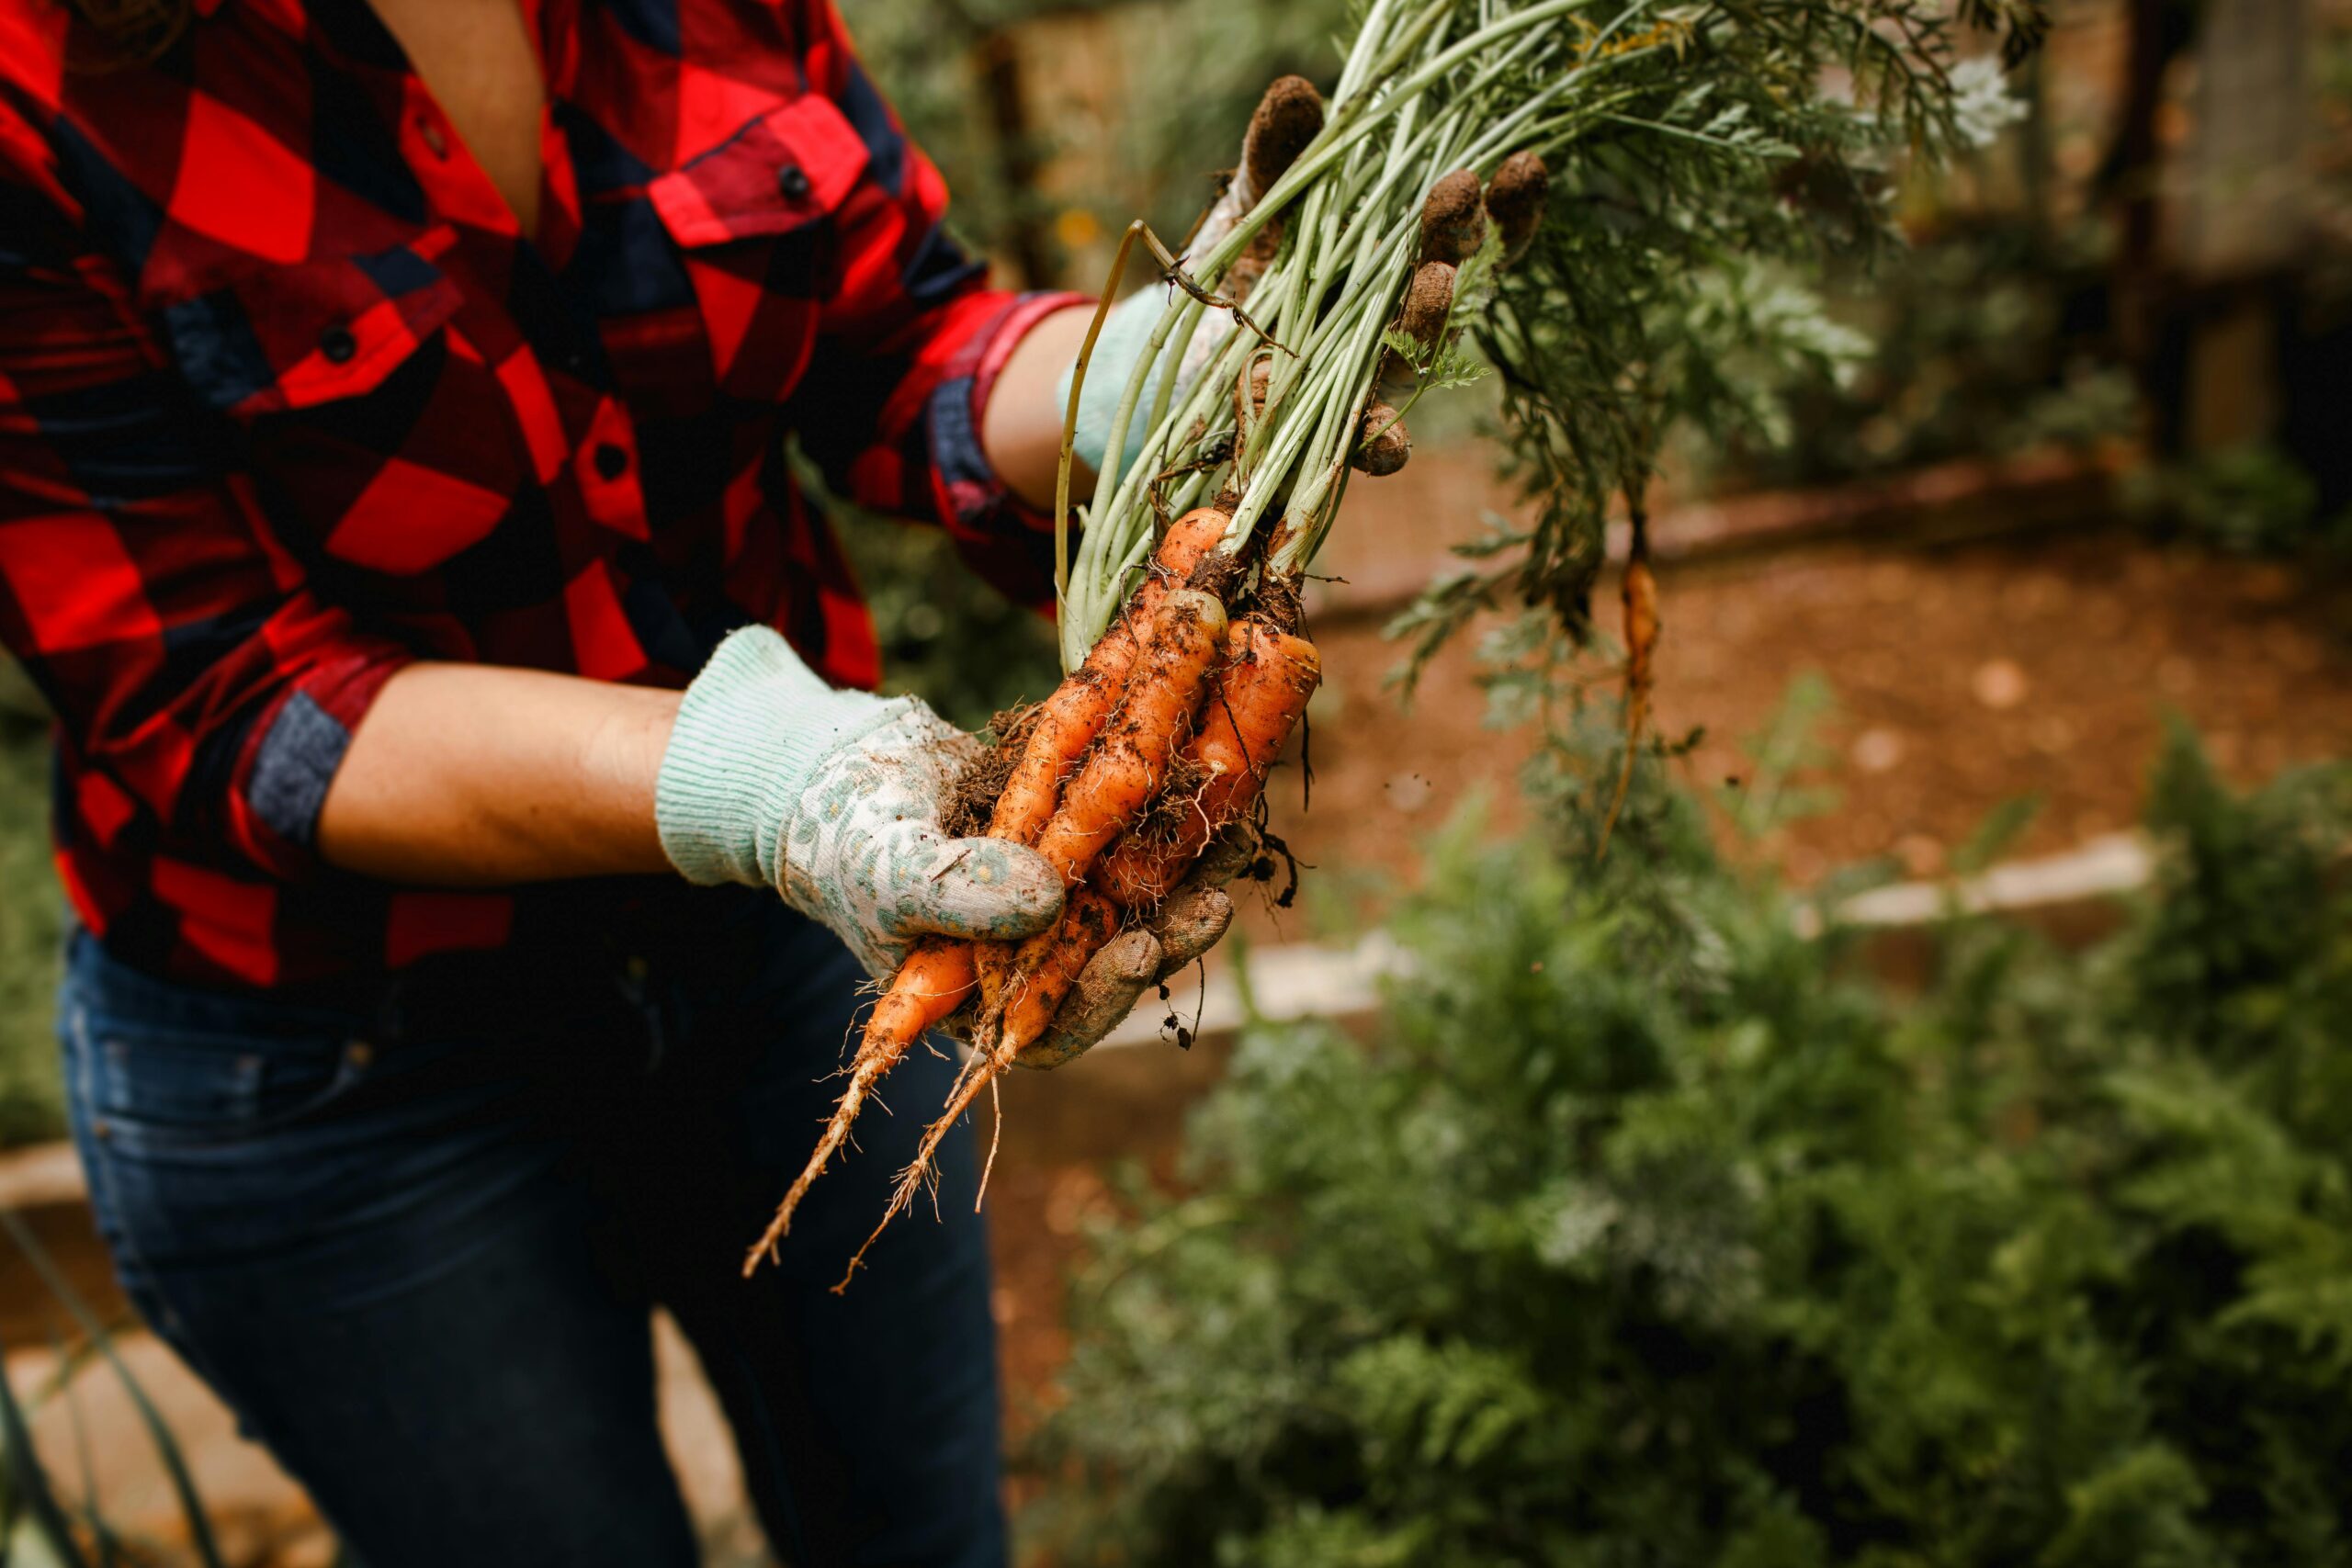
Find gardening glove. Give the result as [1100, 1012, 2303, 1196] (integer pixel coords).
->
[1016, 822, 1264, 1071]
[655, 626, 1066, 980]
[1063, 75, 1422, 479]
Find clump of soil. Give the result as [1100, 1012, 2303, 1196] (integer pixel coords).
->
[1418, 168, 1487, 263]
[1486, 150, 1550, 261]
[943, 704, 1035, 838]
[1185, 548, 1248, 604]
[1249, 568, 1306, 635]
[1245, 75, 1325, 200]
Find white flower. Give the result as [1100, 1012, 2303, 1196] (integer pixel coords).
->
[1951, 56, 2025, 149]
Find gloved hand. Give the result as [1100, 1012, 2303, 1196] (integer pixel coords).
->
[1016, 822, 1261, 1070]
[1064, 76, 1413, 480]
[655, 626, 1067, 978]
[656, 626, 1237, 1060]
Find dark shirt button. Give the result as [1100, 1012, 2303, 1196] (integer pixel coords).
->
[776, 164, 812, 201]
[593, 442, 629, 481]
[319, 325, 358, 365]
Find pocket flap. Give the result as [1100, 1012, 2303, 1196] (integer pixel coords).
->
[163, 231, 463, 417]
[650, 93, 870, 247]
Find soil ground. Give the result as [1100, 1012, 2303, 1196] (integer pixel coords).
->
[1276, 527, 2352, 919]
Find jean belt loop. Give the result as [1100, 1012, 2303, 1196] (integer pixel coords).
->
[373, 972, 408, 1048]
[645, 990, 669, 1076]
[653, 967, 694, 1077]
[611, 952, 664, 1075]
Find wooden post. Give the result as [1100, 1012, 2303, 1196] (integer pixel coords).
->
[2176, 0, 2312, 450]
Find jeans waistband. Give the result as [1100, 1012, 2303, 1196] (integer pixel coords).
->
[65, 882, 786, 1049]
[67, 930, 629, 1043]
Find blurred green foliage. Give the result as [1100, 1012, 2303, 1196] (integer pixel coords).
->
[0, 717, 62, 1148]
[851, 0, 1354, 282]
[2125, 444, 2352, 562]
[1027, 709, 2352, 1564]
[831, 511, 1060, 733]
[1732, 217, 2139, 488]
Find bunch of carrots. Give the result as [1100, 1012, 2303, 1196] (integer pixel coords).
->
[747, 0, 1603, 1281]
[747, 505, 1319, 1284]
[746, 166, 1543, 1285]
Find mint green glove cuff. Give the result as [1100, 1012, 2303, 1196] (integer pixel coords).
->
[1059, 289, 1172, 479]
[655, 626, 898, 889]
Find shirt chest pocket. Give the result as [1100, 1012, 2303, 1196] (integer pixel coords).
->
[607, 92, 870, 412]
[159, 231, 529, 579]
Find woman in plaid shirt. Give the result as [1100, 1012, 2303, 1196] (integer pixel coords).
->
[0, 0, 1371, 1560]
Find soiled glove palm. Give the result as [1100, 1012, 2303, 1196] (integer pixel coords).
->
[656, 626, 1065, 978]
[1018, 822, 1261, 1070]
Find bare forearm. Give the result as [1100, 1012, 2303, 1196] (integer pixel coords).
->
[316, 663, 681, 885]
[980, 303, 1097, 510]
[317, 303, 1090, 887]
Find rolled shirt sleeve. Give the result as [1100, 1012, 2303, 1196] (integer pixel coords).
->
[0, 146, 411, 887]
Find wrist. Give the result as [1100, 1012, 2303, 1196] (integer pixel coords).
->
[581, 684, 683, 877]
[1059, 289, 1166, 479]
[655, 626, 895, 888]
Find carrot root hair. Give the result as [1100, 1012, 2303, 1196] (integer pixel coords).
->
[835, 891, 1123, 1288]
[742, 937, 974, 1277]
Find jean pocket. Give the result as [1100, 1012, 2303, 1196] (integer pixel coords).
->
[71, 1007, 374, 1152]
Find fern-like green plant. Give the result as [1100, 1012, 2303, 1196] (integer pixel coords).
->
[1026, 723, 2352, 1566]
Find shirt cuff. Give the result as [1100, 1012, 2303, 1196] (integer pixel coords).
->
[927, 289, 1090, 611]
[231, 644, 412, 878]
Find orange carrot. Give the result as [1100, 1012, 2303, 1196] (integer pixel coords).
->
[995, 889, 1123, 1071]
[836, 891, 1122, 1293]
[741, 937, 975, 1276]
[1598, 545, 1658, 859]
[1028, 588, 1228, 886]
[1095, 619, 1320, 908]
[986, 506, 1233, 849]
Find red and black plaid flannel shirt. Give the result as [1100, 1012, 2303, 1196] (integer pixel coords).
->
[0, 0, 1082, 987]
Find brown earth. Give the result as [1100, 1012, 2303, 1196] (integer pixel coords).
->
[1272, 528, 2352, 915]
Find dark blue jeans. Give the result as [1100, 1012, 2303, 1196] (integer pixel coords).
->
[57, 890, 1004, 1568]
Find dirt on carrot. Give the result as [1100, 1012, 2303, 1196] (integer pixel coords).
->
[943, 708, 1033, 840]
[1026, 589, 1229, 889]
[1096, 617, 1321, 909]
